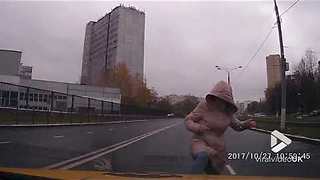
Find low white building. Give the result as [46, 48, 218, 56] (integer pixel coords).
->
[0, 75, 121, 112]
[0, 49, 121, 112]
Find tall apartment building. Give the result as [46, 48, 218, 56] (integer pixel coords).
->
[266, 54, 281, 89]
[80, 5, 145, 86]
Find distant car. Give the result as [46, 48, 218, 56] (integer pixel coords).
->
[312, 110, 320, 116]
[167, 113, 175, 117]
[253, 113, 266, 117]
[309, 111, 318, 117]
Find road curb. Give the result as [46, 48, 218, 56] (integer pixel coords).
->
[250, 128, 320, 145]
[0, 119, 155, 128]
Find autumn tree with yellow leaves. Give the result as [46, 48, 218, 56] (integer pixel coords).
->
[98, 63, 157, 107]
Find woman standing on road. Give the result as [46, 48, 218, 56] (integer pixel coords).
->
[185, 81, 256, 174]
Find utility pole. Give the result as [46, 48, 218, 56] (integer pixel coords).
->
[274, 0, 287, 130]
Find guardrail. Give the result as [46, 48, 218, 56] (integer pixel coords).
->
[250, 127, 320, 145]
[254, 119, 320, 127]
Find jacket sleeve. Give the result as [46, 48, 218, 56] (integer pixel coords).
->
[229, 115, 247, 131]
[185, 101, 205, 133]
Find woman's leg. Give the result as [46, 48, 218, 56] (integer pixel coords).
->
[204, 160, 220, 175]
[191, 151, 209, 174]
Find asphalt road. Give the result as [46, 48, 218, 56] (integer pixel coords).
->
[0, 118, 319, 178]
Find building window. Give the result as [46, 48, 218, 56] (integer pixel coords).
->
[30, 94, 33, 101]
[34, 94, 38, 102]
[44, 95, 48, 102]
[39, 94, 43, 102]
[19, 92, 24, 101]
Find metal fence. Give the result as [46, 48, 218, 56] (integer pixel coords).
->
[0, 82, 168, 125]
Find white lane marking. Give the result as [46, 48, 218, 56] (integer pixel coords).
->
[225, 164, 236, 175]
[53, 135, 64, 138]
[43, 132, 149, 170]
[43, 122, 181, 170]
[60, 122, 180, 170]
[87, 131, 93, 134]
[0, 141, 11, 144]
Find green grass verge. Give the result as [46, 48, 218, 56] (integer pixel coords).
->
[255, 120, 320, 139]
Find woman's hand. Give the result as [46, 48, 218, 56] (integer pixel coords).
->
[244, 119, 256, 129]
[185, 112, 205, 133]
[198, 124, 210, 133]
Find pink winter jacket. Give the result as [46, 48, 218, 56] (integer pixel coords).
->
[185, 81, 247, 174]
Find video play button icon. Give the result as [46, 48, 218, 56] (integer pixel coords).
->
[271, 130, 292, 153]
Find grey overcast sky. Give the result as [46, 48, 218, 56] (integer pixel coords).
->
[0, 1, 319, 102]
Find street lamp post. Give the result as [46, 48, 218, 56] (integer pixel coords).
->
[215, 65, 242, 85]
